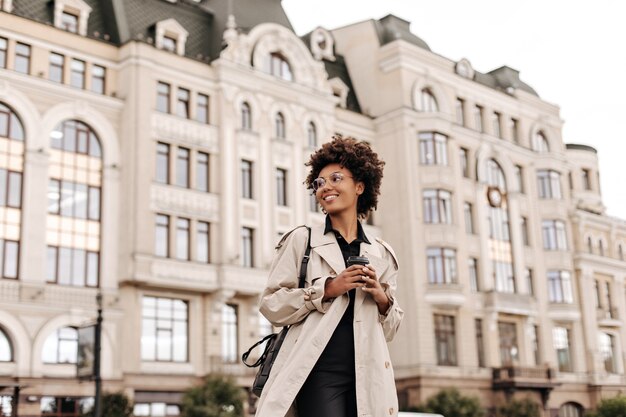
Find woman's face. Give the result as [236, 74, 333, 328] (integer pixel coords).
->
[315, 163, 364, 216]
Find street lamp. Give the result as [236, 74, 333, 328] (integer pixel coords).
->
[94, 292, 102, 417]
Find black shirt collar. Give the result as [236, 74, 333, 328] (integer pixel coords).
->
[324, 215, 371, 244]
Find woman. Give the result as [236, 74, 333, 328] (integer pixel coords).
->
[256, 136, 404, 417]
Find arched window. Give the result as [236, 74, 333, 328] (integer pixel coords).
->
[275, 112, 285, 139]
[47, 120, 102, 288]
[269, 52, 293, 82]
[42, 326, 78, 364]
[486, 159, 515, 294]
[532, 131, 549, 153]
[420, 88, 439, 112]
[558, 402, 583, 417]
[307, 122, 317, 148]
[241, 102, 252, 131]
[0, 102, 25, 280]
[0, 328, 12, 361]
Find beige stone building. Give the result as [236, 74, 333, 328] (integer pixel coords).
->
[0, 0, 624, 416]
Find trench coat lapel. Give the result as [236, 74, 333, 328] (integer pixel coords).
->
[310, 223, 346, 277]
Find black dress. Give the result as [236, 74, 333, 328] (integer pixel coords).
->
[296, 217, 370, 417]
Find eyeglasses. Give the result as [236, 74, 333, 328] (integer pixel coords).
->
[312, 172, 353, 192]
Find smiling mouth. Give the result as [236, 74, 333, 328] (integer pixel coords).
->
[323, 195, 338, 202]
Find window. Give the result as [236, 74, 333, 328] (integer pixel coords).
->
[498, 322, 519, 366]
[46, 246, 98, 287]
[464, 202, 474, 234]
[155, 214, 169, 257]
[133, 403, 180, 417]
[492, 112, 502, 138]
[47, 120, 102, 287]
[473, 105, 483, 132]
[594, 280, 601, 307]
[222, 304, 239, 362]
[548, 271, 573, 303]
[509, 118, 519, 143]
[475, 318, 484, 367]
[176, 147, 189, 188]
[0, 328, 12, 361]
[587, 237, 593, 254]
[532, 131, 549, 153]
[307, 122, 317, 148]
[531, 325, 540, 365]
[196, 94, 209, 124]
[276, 168, 287, 206]
[582, 169, 592, 190]
[269, 52, 293, 81]
[14, 43, 30, 74]
[423, 189, 452, 224]
[91, 65, 105, 94]
[559, 403, 583, 417]
[157, 82, 170, 113]
[241, 102, 252, 130]
[176, 218, 190, 261]
[196, 221, 210, 263]
[141, 296, 188, 362]
[176, 88, 190, 119]
[521, 217, 529, 246]
[60, 11, 79, 33]
[537, 170, 562, 199]
[42, 327, 77, 364]
[525, 268, 534, 296]
[542, 220, 568, 250]
[0, 38, 7, 69]
[162, 35, 177, 53]
[599, 240, 605, 256]
[241, 160, 253, 199]
[419, 132, 448, 165]
[426, 248, 457, 284]
[515, 165, 524, 193]
[494, 261, 515, 293]
[459, 148, 469, 178]
[156, 142, 170, 184]
[0, 169, 22, 209]
[196, 152, 209, 192]
[41, 396, 94, 416]
[455, 98, 465, 125]
[49, 53, 64, 83]
[553, 326, 572, 372]
[598, 332, 616, 373]
[70, 59, 85, 89]
[420, 89, 438, 112]
[241, 227, 253, 267]
[434, 315, 456, 366]
[618, 244, 624, 261]
[469, 258, 478, 292]
[275, 112, 286, 139]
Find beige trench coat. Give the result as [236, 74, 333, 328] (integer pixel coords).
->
[255, 223, 404, 417]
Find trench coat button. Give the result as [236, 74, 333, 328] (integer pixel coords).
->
[385, 361, 390, 369]
[389, 407, 394, 415]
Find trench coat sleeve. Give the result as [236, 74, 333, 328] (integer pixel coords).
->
[376, 239, 404, 342]
[259, 227, 333, 327]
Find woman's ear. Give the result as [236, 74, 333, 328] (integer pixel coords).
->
[356, 182, 365, 195]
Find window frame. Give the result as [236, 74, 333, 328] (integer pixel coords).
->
[14, 42, 31, 74]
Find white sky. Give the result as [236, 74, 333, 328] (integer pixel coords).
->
[282, 0, 626, 220]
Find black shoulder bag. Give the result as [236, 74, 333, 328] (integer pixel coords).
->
[242, 227, 312, 397]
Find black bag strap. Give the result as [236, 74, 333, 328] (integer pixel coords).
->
[241, 227, 311, 368]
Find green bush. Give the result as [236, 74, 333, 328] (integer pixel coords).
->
[587, 395, 626, 417]
[417, 388, 485, 417]
[494, 397, 540, 417]
[181, 375, 244, 417]
[82, 392, 133, 417]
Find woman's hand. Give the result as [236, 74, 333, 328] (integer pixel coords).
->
[360, 265, 391, 314]
[323, 265, 366, 301]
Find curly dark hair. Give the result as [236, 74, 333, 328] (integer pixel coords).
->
[305, 135, 385, 218]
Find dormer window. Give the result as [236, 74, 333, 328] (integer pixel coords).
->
[329, 77, 349, 108]
[269, 53, 293, 81]
[162, 36, 177, 53]
[155, 19, 189, 56]
[310, 27, 335, 61]
[53, 0, 92, 36]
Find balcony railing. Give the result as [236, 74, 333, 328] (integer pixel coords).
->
[492, 366, 560, 390]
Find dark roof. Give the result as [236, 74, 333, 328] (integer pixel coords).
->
[475, 66, 539, 97]
[374, 14, 430, 51]
[323, 55, 362, 114]
[566, 143, 598, 154]
[10, 0, 293, 61]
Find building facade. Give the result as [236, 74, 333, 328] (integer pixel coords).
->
[0, 1, 624, 416]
